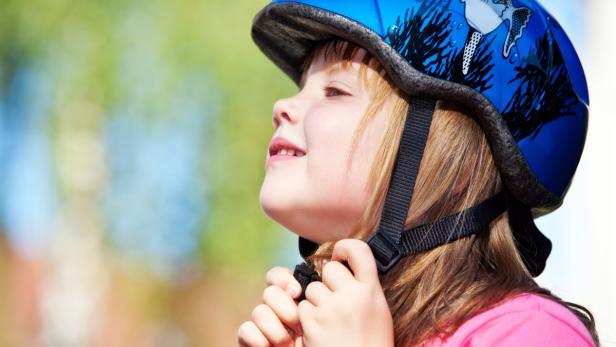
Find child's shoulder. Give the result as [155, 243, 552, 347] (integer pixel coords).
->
[424, 293, 596, 347]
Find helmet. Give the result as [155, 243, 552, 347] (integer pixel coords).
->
[252, 0, 589, 282]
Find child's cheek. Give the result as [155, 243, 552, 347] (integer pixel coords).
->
[305, 114, 355, 182]
[305, 105, 361, 151]
[306, 113, 368, 208]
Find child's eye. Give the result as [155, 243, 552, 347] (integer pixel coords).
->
[324, 87, 349, 97]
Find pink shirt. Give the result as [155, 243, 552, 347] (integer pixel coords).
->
[424, 293, 596, 347]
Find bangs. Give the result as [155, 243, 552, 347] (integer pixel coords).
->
[299, 39, 386, 90]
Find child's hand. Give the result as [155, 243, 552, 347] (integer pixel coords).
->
[237, 267, 304, 347]
[298, 239, 394, 347]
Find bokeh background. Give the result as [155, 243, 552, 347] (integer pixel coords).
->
[0, 0, 613, 346]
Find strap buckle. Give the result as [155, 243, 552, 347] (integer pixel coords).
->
[367, 231, 405, 273]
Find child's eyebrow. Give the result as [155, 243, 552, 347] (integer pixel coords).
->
[299, 62, 356, 88]
[327, 63, 365, 84]
[324, 63, 348, 77]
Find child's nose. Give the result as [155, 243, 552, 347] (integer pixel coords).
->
[272, 96, 301, 128]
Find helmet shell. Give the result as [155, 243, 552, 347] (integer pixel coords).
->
[252, 0, 589, 213]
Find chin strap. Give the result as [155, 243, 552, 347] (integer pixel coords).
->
[504, 190, 552, 276]
[374, 192, 507, 271]
[364, 96, 437, 272]
[293, 96, 550, 299]
[294, 192, 508, 300]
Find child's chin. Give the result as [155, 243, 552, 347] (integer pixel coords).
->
[259, 194, 291, 222]
[258, 201, 318, 240]
[282, 226, 326, 246]
[260, 188, 286, 214]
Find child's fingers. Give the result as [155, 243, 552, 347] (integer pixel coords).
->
[321, 260, 354, 291]
[251, 304, 294, 347]
[293, 335, 304, 347]
[262, 285, 303, 335]
[304, 281, 330, 307]
[297, 299, 317, 335]
[266, 267, 302, 299]
[237, 320, 272, 347]
[331, 239, 379, 283]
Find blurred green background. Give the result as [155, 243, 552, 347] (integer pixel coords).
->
[0, 0, 299, 345]
[1, 0, 615, 346]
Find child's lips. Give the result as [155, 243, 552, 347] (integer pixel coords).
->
[266, 152, 304, 167]
[266, 136, 306, 168]
[268, 136, 306, 157]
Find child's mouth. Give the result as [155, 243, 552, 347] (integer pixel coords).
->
[267, 148, 305, 167]
[267, 136, 306, 167]
[271, 148, 305, 157]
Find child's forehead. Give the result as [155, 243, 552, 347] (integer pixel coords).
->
[299, 47, 377, 87]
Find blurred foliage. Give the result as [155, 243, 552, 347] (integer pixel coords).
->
[0, 0, 297, 274]
[1, 1, 611, 346]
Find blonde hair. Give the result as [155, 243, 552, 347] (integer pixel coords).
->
[301, 40, 599, 346]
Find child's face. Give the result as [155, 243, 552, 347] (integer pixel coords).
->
[260, 47, 389, 244]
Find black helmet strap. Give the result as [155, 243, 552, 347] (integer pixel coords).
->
[365, 96, 437, 271]
[504, 190, 552, 276]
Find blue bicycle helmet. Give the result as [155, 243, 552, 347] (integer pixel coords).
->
[252, 0, 589, 283]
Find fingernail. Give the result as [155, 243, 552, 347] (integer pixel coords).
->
[286, 284, 300, 297]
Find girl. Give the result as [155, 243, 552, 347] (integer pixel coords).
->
[240, 0, 599, 346]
